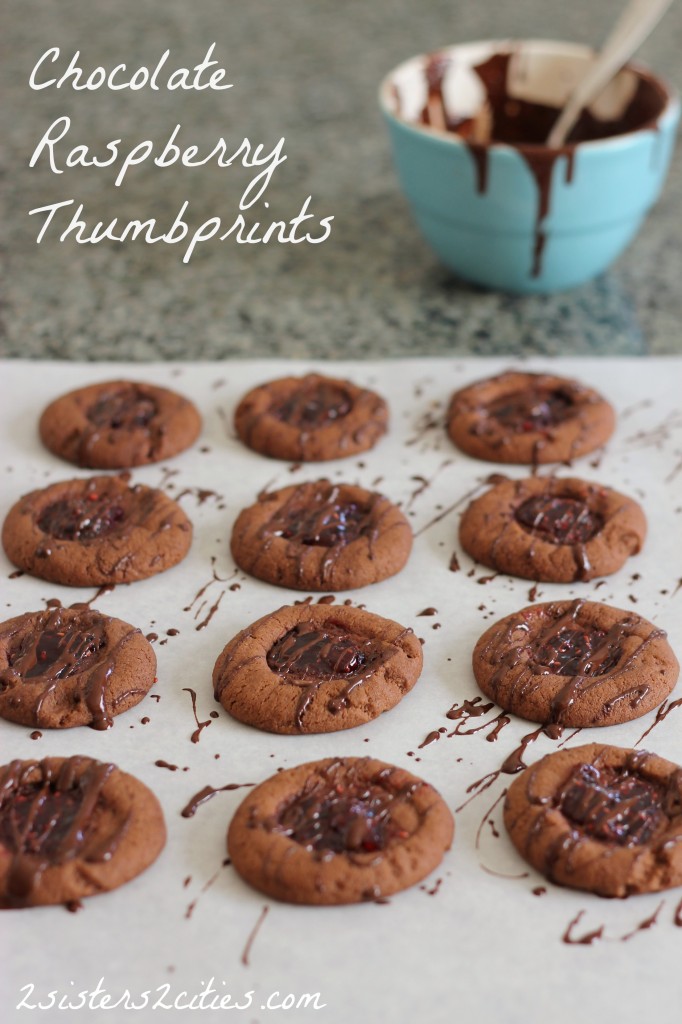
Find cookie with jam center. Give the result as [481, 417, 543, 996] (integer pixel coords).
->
[228, 757, 454, 904]
[230, 479, 412, 591]
[213, 603, 423, 734]
[0, 755, 166, 909]
[459, 475, 646, 582]
[2, 475, 192, 586]
[447, 370, 615, 464]
[0, 606, 157, 730]
[234, 373, 388, 461]
[473, 599, 679, 728]
[39, 379, 202, 469]
[504, 743, 682, 897]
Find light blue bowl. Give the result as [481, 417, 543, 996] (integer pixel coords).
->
[380, 41, 679, 294]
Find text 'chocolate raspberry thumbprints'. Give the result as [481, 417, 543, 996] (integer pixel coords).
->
[228, 757, 454, 904]
[230, 480, 412, 591]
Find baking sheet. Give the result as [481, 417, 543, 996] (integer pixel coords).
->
[1, 356, 682, 1024]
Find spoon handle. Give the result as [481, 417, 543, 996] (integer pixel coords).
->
[547, 0, 674, 148]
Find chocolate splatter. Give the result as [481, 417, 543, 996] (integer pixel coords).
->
[241, 905, 270, 966]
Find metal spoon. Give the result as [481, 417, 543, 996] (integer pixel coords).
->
[546, 0, 674, 148]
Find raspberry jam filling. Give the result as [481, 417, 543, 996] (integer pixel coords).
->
[488, 388, 575, 433]
[558, 763, 667, 846]
[535, 626, 622, 677]
[515, 495, 603, 545]
[87, 388, 157, 431]
[275, 499, 369, 547]
[0, 783, 87, 857]
[272, 761, 414, 855]
[271, 382, 352, 428]
[38, 492, 127, 541]
[267, 622, 371, 678]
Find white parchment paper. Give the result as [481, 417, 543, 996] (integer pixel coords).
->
[1, 357, 682, 1024]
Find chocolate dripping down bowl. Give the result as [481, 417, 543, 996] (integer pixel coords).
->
[379, 40, 679, 294]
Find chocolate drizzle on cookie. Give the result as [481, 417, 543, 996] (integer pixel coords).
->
[0, 756, 121, 907]
[229, 755, 452, 904]
[501, 741, 682, 899]
[38, 380, 200, 469]
[3, 475, 193, 586]
[461, 474, 644, 584]
[0, 608, 145, 730]
[535, 625, 621, 678]
[487, 386, 576, 434]
[515, 495, 603, 546]
[234, 374, 387, 463]
[269, 379, 353, 430]
[263, 759, 421, 857]
[235, 479, 410, 590]
[78, 385, 164, 465]
[514, 748, 682, 891]
[475, 600, 672, 727]
[38, 492, 127, 541]
[557, 761, 668, 847]
[87, 386, 158, 431]
[447, 372, 615, 467]
[214, 604, 422, 735]
[269, 493, 371, 548]
[266, 621, 397, 729]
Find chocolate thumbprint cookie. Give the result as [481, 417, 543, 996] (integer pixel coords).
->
[234, 373, 388, 461]
[228, 757, 453, 904]
[230, 480, 412, 590]
[504, 744, 682, 897]
[459, 475, 645, 582]
[447, 371, 614, 464]
[213, 603, 422, 734]
[473, 600, 678, 728]
[2, 475, 192, 586]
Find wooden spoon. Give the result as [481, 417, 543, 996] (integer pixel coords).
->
[547, 0, 674, 148]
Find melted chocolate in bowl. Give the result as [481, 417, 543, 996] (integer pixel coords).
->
[8, 621, 104, 681]
[271, 382, 352, 429]
[38, 494, 127, 541]
[515, 495, 603, 545]
[87, 388, 157, 431]
[272, 762, 415, 855]
[488, 388, 575, 433]
[406, 48, 671, 277]
[418, 51, 668, 146]
[274, 498, 370, 547]
[558, 763, 667, 846]
[267, 622, 371, 679]
[535, 626, 621, 677]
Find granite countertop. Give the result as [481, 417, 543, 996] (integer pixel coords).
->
[2, 0, 682, 360]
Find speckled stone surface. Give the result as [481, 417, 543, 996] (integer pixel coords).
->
[1, 0, 681, 360]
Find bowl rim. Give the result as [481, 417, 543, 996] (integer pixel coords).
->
[378, 38, 680, 153]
